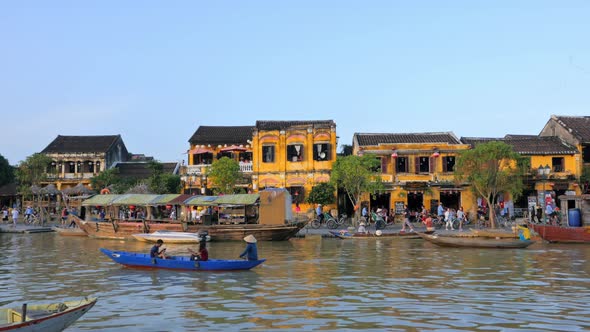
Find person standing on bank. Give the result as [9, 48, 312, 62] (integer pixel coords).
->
[401, 204, 415, 233]
[239, 235, 258, 261]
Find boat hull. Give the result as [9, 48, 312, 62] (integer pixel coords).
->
[74, 217, 306, 241]
[100, 248, 265, 271]
[529, 223, 590, 243]
[52, 226, 87, 237]
[0, 298, 96, 332]
[417, 233, 534, 248]
[328, 230, 432, 239]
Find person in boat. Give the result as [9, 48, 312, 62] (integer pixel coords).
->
[357, 221, 368, 234]
[422, 215, 434, 232]
[188, 240, 208, 261]
[150, 239, 167, 259]
[517, 224, 531, 241]
[239, 235, 258, 261]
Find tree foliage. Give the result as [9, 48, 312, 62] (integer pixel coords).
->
[206, 157, 241, 195]
[90, 168, 120, 191]
[0, 154, 15, 186]
[580, 166, 590, 194]
[454, 141, 528, 228]
[330, 155, 385, 219]
[307, 182, 335, 206]
[15, 153, 54, 197]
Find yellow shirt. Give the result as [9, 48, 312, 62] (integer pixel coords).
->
[517, 225, 531, 240]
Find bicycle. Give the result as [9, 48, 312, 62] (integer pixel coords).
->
[311, 212, 337, 229]
[496, 215, 515, 228]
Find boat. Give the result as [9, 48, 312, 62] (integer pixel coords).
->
[529, 223, 590, 243]
[469, 228, 519, 238]
[75, 218, 307, 241]
[76, 189, 307, 241]
[328, 230, 432, 239]
[132, 230, 211, 244]
[0, 297, 96, 332]
[417, 232, 535, 248]
[100, 248, 265, 271]
[51, 226, 87, 237]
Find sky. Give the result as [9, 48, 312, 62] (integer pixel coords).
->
[1, 1, 589, 166]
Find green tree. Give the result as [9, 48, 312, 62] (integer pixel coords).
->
[307, 182, 335, 206]
[90, 168, 121, 191]
[330, 155, 385, 222]
[162, 173, 182, 194]
[454, 141, 528, 228]
[0, 154, 15, 186]
[147, 161, 166, 194]
[206, 157, 241, 195]
[15, 153, 54, 197]
[580, 165, 590, 194]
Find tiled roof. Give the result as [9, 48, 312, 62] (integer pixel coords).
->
[0, 182, 17, 197]
[553, 116, 590, 142]
[189, 126, 254, 145]
[355, 132, 462, 147]
[461, 136, 578, 155]
[41, 135, 122, 154]
[256, 120, 335, 131]
[114, 162, 179, 179]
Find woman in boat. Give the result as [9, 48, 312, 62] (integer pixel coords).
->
[239, 235, 258, 261]
[357, 222, 367, 234]
[150, 239, 167, 259]
[188, 240, 208, 261]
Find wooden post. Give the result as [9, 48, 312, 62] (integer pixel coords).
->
[21, 303, 27, 323]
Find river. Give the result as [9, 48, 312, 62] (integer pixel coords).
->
[1, 232, 589, 331]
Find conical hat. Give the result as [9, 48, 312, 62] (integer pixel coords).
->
[243, 235, 257, 243]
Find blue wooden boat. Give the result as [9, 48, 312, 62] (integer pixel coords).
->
[100, 248, 265, 271]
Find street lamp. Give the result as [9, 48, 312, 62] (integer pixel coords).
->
[537, 164, 551, 223]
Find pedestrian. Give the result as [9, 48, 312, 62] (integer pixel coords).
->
[239, 235, 258, 261]
[61, 207, 69, 226]
[529, 204, 536, 223]
[536, 205, 543, 223]
[401, 204, 415, 233]
[295, 202, 301, 214]
[457, 207, 465, 231]
[11, 208, 19, 227]
[316, 204, 323, 223]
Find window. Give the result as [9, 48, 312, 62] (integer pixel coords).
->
[583, 145, 590, 163]
[552, 157, 564, 172]
[381, 157, 389, 173]
[396, 157, 408, 173]
[287, 144, 304, 162]
[442, 156, 455, 172]
[313, 143, 331, 161]
[262, 145, 275, 163]
[240, 152, 253, 163]
[194, 153, 213, 165]
[288, 186, 305, 203]
[415, 157, 430, 173]
[68, 162, 75, 173]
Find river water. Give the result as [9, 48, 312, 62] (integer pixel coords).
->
[1, 232, 589, 331]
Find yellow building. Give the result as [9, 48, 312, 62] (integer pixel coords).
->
[352, 132, 471, 215]
[461, 135, 579, 216]
[183, 126, 255, 194]
[252, 120, 337, 211]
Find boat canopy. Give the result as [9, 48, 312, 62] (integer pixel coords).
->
[82, 193, 260, 207]
[184, 194, 260, 206]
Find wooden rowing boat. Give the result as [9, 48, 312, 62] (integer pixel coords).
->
[0, 297, 96, 332]
[469, 229, 519, 238]
[100, 248, 265, 271]
[52, 226, 87, 237]
[328, 230, 432, 239]
[417, 233, 534, 248]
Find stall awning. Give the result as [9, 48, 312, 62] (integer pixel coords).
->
[112, 194, 159, 206]
[189, 148, 213, 154]
[149, 194, 184, 205]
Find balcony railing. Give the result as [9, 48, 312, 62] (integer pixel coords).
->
[184, 163, 253, 175]
[239, 162, 253, 173]
[47, 173, 95, 180]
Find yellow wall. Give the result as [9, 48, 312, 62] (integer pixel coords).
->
[252, 125, 337, 212]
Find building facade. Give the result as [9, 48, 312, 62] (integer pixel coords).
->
[41, 135, 129, 190]
[352, 132, 471, 215]
[251, 120, 337, 211]
[183, 126, 255, 195]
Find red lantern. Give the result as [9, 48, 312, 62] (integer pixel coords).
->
[129, 205, 136, 210]
[391, 151, 398, 158]
[166, 205, 172, 209]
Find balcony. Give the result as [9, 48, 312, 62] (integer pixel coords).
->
[184, 163, 252, 175]
[239, 162, 253, 173]
[46, 173, 95, 180]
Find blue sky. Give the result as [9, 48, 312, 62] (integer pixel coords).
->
[1, 1, 589, 165]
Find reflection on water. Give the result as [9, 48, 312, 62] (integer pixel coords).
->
[1, 233, 589, 331]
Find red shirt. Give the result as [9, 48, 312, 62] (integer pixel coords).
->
[198, 248, 208, 261]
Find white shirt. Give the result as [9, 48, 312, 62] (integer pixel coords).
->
[12, 209, 19, 218]
[357, 225, 367, 233]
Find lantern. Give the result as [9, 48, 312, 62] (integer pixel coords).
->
[166, 205, 172, 209]
[129, 205, 136, 210]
